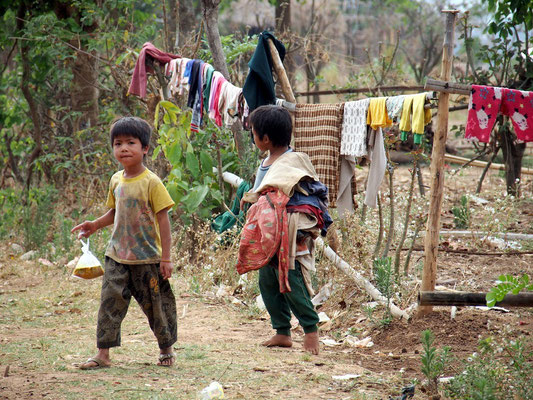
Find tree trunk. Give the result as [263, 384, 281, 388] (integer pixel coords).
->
[179, 0, 198, 48]
[201, 0, 245, 160]
[501, 126, 526, 197]
[274, 0, 294, 80]
[201, 0, 230, 80]
[69, 48, 100, 134]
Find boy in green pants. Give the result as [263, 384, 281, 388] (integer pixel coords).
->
[72, 116, 177, 368]
[241, 105, 321, 355]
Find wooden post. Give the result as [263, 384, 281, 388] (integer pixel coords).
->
[267, 38, 296, 103]
[420, 10, 459, 315]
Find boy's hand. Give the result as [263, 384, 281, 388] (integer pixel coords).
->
[160, 261, 173, 280]
[71, 221, 98, 239]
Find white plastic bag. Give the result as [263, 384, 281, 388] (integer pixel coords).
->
[72, 239, 104, 279]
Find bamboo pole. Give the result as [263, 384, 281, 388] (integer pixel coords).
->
[316, 238, 409, 320]
[266, 38, 296, 103]
[444, 153, 533, 175]
[420, 10, 459, 315]
[419, 291, 533, 307]
[216, 168, 410, 320]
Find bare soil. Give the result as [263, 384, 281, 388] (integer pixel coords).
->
[1, 163, 533, 400]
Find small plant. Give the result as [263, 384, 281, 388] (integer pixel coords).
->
[420, 329, 451, 397]
[373, 257, 393, 297]
[451, 195, 470, 229]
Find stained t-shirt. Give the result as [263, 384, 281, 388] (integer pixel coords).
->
[105, 169, 175, 265]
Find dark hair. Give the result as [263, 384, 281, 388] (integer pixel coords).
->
[249, 105, 292, 147]
[110, 116, 151, 148]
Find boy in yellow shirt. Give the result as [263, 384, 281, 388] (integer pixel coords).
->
[72, 116, 177, 368]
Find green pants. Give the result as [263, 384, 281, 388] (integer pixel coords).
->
[259, 260, 319, 336]
[96, 257, 177, 349]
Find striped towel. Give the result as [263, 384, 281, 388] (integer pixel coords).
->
[294, 103, 344, 207]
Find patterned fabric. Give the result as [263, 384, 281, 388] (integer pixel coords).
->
[341, 99, 370, 157]
[466, 85, 533, 143]
[502, 88, 533, 142]
[105, 169, 175, 264]
[293, 103, 344, 208]
[386, 95, 405, 120]
[236, 189, 291, 293]
[97, 257, 177, 349]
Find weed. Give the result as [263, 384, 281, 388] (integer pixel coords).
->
[373, 257, 393, 297]
[451, 194, 470, 229]
[420, 329, 451, 396]
[444, 336, 533, 400]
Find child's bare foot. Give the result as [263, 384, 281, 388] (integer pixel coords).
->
[261, 334, 293, 348]
[303, 332, 319, 355]
[79, 348, 111, 370]
[157, 347, 175, 367]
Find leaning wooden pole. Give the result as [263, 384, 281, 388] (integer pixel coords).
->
[420, 10, 459, 315]
[267, 38, 297, 103]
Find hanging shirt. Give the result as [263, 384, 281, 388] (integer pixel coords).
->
[341, 98, 370, 157]
[242, 31, 286, 111]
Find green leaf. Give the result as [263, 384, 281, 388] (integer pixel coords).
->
[152, 145, 161, 160]
[166, 142, 182, 166]
[199, 151, 213, 175]
[185, 147, 200, 179]
[181, 185, 208, 211]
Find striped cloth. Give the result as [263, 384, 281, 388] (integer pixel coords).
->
[293, 103, 344, 208]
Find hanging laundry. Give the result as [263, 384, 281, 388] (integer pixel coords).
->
[219, 82, 242, 127]
[386, 95, 405, 121]
[367, 97, 392, 130]
[188, 60, 205, 132]
[465, 85, 501, 142]
[364, 128, 386, 208]
[399, 93, 432, 144]
[128, 42, 180, 99]
[242, 31, 286, 111]
[501, 88, 533, 142]
[202, 64, 215, 113]
[465, 85, 533, 143]
[341, 98, 370, 157]
[208, 71, 226, 126]
[293, 103, 344, 208]
[337, 155, 357, 217]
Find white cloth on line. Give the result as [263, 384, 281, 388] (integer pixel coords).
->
[364, 128, 386, 208]
[340, 98, 370, 157]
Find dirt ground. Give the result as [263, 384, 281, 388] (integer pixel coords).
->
[1, 162, 533, 400]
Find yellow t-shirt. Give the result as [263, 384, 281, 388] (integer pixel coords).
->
[105, 168, 175, 265]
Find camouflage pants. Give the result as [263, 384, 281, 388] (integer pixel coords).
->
[96, 257, 177, 349]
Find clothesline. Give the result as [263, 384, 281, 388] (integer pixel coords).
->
[126, 40, 438, 212]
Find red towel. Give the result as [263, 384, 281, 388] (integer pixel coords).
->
[128, 42, 180, 98]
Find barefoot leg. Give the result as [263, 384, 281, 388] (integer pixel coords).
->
[303, 331, 319, 355]
[261, 334, 293, 348]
